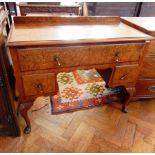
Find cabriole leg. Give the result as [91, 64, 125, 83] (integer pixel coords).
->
[116, 86, 135, 113]
[19, 101, 33, 134]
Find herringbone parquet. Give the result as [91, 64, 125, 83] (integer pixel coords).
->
[1, 99, 155, 153]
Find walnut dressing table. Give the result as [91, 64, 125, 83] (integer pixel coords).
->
[7, 16, 152, 134]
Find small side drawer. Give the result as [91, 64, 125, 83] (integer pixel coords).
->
[22, 73, 56, 96]
[112, 64, 140, 86]
[135, 79, 155, 97]
[139, 56, 155, 78]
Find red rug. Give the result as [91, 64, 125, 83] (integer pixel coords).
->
[51, 94, 107, 114]
[51, 69, 120, 114]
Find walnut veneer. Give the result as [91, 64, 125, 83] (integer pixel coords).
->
[7, 16, 153, 134]
[121, 17, 155, 99]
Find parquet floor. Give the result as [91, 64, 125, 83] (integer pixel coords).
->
[1, 99, 155, 153]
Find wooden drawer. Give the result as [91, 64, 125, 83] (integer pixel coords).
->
[135, 79, 155, 97]
[139, 56, 155, 78]
[139, 40, 155, 78]
[145, 40, 155, 57]
[112, 64, 139, 86]
[22, 73, 56, 97]
[17, 43, 144, 71]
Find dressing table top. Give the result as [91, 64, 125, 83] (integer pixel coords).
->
[7, 16, 153, 47]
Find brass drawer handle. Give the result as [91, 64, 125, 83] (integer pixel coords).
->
[36, 83, 44, 93]
[54, 55, 61, 66]
[114, 52, 120, 62]
[148, 85, 155, 92]
[120, 74, 128, 80]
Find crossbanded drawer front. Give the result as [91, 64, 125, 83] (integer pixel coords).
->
[17, 43, 144, 71]
[139, 56, 155, 78]
[22, 73, 56, 97]
[145, 40, 155, 57]
[112, 64, 140, 86]
[135, 79, 155, 97]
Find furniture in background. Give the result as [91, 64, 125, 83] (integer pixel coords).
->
[7, 16, 152, 134]
[84, 2, 155, 17]
[0, 5, 20, 137]
[18, 2, 81, 16]
[85, 2, 142, 16]
[4, 2, 155, 17]
[0, 2, 17, 35]
[139, 3, 155, 16]
[121, 17, 155, 99]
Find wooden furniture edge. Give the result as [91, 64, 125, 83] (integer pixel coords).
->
[120, 17, 155, 36]
[18, 2, 80, 7]
[13, 16, 121, 26]
[7, 38, 151, 48]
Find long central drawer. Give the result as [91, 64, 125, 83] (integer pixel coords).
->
[17, 43, 144, 71]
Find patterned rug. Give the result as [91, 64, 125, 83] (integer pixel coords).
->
[51, 69, 120, 114]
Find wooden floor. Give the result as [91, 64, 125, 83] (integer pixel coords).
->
[0, 99, 155, 153]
